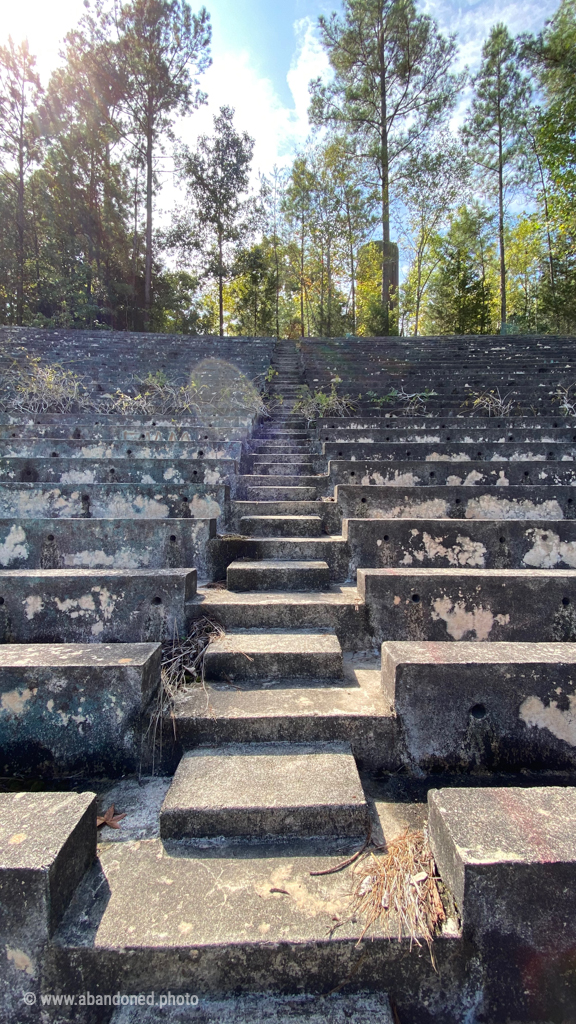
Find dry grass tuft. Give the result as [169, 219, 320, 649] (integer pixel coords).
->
[351, 828, 446, 964]
[145, 616, 224, 773]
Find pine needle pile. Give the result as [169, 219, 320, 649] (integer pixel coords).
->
[145, 617, 224, 771]
[352, 829, 446, 963]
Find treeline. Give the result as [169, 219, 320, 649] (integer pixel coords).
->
[0, 0, 574, 337]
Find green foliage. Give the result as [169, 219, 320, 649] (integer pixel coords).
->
[293, 381, 356, 419]
[424, 206, 499, 334]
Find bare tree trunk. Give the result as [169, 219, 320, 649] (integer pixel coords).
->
[346, 202, 356, 334]
[379, 14, 391, 336]
[218, 230, 224, 337]
[327, 236, 332, 338]
[497, 94, 506, 329]
[300, 216, 305, 337]
[144, 98, 154, 328]
[16, 75, 25, 327]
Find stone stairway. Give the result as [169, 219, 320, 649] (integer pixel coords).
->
[161, 342, 370, 844]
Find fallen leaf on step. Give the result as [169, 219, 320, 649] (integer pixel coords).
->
[97, 805, 126, 830]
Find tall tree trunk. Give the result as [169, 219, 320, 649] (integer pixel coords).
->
[497, 92, 506, 329]
[16, 76, 25, 327]
[218, 229, 224, 337]
[346, 202, 356, 334]
[144, 98, 154, 328]
[300, 215, 305, 337]
[327, 236, 332, 338]
[379, 15, 391, 336]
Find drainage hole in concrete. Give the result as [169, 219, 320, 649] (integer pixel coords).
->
[169, 535, 176, 543]
[499, 537, 506, 544]
[429, 472, 435, 478]
[152, 597, 162, 605]
[51, 452, 58, 458]
[524, 471, 529, 477]
[182, 496, 188, 502]
[454, 498, 461, 505]
[361, 498, 367, 503]
[383, 535, 389, 541]
[470, 704, 487, 719]
[542, 533, 548, 540]
[47, 535, 54, 542]
[563, 597, 571, 606]
[140, 434, 145, 439]
[198, 451, 204, 458]
[0, 597, 4, 605]
[411, 594, 420, 603]
[193, 470, 198, 476]
[350, 472, 355, 477]
[127, 450, 132, 455]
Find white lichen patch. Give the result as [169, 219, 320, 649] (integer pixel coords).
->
[425, 452, 471, 462]
[431, 596, 510, 640]
[54, 594, 97, 618]
[522, 529, 576, 568]
[59, 470, 96, 484]
[416, 532, 487, 567]
[203, 468, 223, 485]
[63, 548, 147, 569]
[495, 470, 510, 487]
[446, 475, 463, 486]
[1, 687, 37, 714]
[0, 524, 28, 566]
[520, 693, 576, 746]
[360, 471, 420, 487]
[23, 595, 43, 620]
[140, 474, 156, 485]
[6, 948, 35, 976]
[465, 496, 564, 520]
[463, 470, 484, 486]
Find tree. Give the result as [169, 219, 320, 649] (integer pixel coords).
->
[172, 106, 255, 337]
[283, 154, 315, 337]
[424, 204, 498, 335]
[0, 38, 42, 325]
[463, 24, 532, 329]
[399, 139, 470, 335]
[309, 0, 463, 334]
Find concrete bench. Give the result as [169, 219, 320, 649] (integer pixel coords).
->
[0, 567, 196, 643]
[0, 483, 229, 525]
[0, 439, 243, 460]
[344, 518, 576, 572]
[316, 426, 576, 443]
[323, 441, 576, 462]
[381, 640, 576, 770]
[329, 460, 576, 488]
[0, 791, 96, 1020]
[357, 566, 576, 642]
[0, 456, 237, 487]
[336, 484, 576, 520]
[0, 517, 217, 580]
[428, 786, 576, 1018]
[0, 642, 160, 775]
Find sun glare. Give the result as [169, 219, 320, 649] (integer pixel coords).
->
[1, 0, 86, 80]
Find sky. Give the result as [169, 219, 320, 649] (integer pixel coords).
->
[1, 0, 562, 185]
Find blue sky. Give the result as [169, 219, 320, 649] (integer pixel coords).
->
[2, 0, 562, 180]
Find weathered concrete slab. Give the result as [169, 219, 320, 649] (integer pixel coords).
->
[357, 567, 576, 642]
[336, 484, 576, 520]
[0, 518, 217, 580]
[0, 457, 237, 487]
[428, 786, 576, 1020]
[323, 440, 576, 462]
[231, 501, 341, 535]
[45, 835, 471, 1022]
[344, 517, 576, 573]
[190, 586, 372, 650]
[111, 992, 394, 1024]
[240, 515, 324, 537]
[382, 640, 576, 770]
[0, 419, 254, 442]
[0, 643, 160, 775]
[0, 483, 228, 524]
[204, 631, 343, 682]
[0, 439, 242, 460]
[0, 568, 196, 643]
[0, 791, 96, 1021]
[227, 560, 331, 592]
[316, 425, 576, 443]
[216, 537, 349, 581]
[329, 459, 576, 488]
[160, 742, 369, 839]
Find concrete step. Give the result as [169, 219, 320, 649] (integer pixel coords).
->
[253, 463, 316, 476]
[0, 642, 160, 775]
[381, 639, 576, 771]
[227, 559, 331, 592]
[323, 440, 576, 462]
[190, 585, 371, 649]
[253, 455, 314, 465]
[159, 742, 369, 839]
[246, 486, 318, 501]
[357, 566, 576, 643]
[0, 567, 196, 643]
[232, 499, 341, 535]
[111, 993, 394, 1023]
[0, 482, 228, 524]
[0, 456, 236, 486]
[240, 515, 324, 537]
[242, 474, 325, 487]
[222, 537, 348, 579]
[204, 630, 343, 681]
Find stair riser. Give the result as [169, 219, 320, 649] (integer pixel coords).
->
[227, 564, 331, 591]
[239, 516, 324, 537]
[204, 649, 343, 681]
[189, 603, 373, 650]
[246, 487, 318, 501]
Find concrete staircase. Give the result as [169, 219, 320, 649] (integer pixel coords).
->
[3, 334, 576, 1021]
